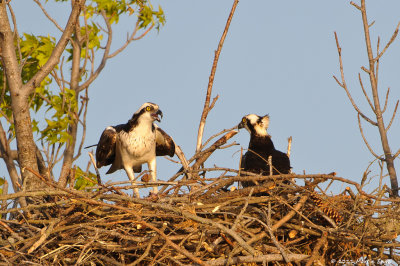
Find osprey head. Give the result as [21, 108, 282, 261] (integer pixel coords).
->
[238, 114, 269, 136]
[134, 102, 163, 122]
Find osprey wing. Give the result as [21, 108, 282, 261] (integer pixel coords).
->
[96, 126, 117, 168]
[155, 125, 175, 157]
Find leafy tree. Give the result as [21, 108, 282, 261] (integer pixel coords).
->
[0, 0, 165, 201]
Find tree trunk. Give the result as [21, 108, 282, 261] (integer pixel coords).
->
[0, 3, 42, 190]
[360, 0, 399, 197]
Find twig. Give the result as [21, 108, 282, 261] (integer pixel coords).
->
[357, 113, 382, 160]
[271, 195, 308, 231]
[33, 0, 64, 32]
[333, 32, 377, 126]
[287, 136, 292, 157]
[193, 130, 237, 169]
[88, 151, 101, 185]
[195, 0, 239, 152]
[305, 231, 328, 266]
[206, 254, 310, 265]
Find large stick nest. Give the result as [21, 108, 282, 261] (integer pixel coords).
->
[0, 171, 399, 265]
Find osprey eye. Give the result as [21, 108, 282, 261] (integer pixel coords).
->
[146, 106, 151, 111]
[242, 118, 247, 123]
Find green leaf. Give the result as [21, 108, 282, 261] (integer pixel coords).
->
[74, 166, 98, 191]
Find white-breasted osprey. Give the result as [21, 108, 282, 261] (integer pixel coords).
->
[95, 102, 175, 197]
[238, 114, 291, 187]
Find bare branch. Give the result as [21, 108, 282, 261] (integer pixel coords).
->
[193, 130, 238, 169]
[333, 32, 377, 126]
[73, 90, 89, 161]
[287, 136, 292, 158]
[381, 87, 390, 113]
[350, 1, 361, 10]
[359, 0, 398, 197]
[393, 148, 400, 160]
[374, 21, 400, 62]
[77, 10, 112, 93]
[0, 121, 21, 193]
[195, 0, 239, 152]
[358, 73, 374, 111]
[33, 0, 64, 32]
[305, 231, 328, 266]
[376, 37, 380, 84]
[200, 124, 237, 151]
[357, 113, 382, 161]
[385, 100, 398, 132]
[79, 5, 90, 78]
[108, 16, 139, 58]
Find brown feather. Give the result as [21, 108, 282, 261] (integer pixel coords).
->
[155, 126, 175, 157]
[95, 127, 117, 168]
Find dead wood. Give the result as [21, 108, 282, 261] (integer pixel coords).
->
[0, 169, 398, 265]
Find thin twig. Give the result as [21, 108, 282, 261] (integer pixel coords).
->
[195, 0, 239, 152]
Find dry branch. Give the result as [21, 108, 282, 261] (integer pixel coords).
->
[195, 0, 239, 152]
[0, 170, 398, 265]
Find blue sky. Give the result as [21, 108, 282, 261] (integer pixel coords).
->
[8, 1, 400, 195]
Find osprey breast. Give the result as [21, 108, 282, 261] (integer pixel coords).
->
[119, 129, 156, 158]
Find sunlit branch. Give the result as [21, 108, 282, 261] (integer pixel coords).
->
[358, 73, 374, 112]
[385, 100, 398, 132]
[333, 32, 377, 126]
[33, 0, 64, 32]
[381, 88, 390, 114]
[374, 22, 400, 62]
[6, 3, 22, 64]
[77, 10, 111, 93]
[73, 89, 89, 161]
[357, 113, 382, 161]
[23, 0, 85, 95]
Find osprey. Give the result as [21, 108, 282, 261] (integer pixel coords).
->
[238, 114, 291, 187]
[95, 102, 175, 197]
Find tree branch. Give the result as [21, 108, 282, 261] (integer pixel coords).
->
[333, 32, 377, 126]
[357, 113, 382, 161]
[381, 87, 390, 113]
[374, 21, 400, 62]
[33, 0, 64, 32]
[23, 0, 85, 96]
[385, 100, 398, 132]
[195, 0, 239, 152]
[77, 10, 112, 92]
[358, 73, 374, 111]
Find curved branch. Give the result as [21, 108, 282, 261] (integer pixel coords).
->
[0, 121, 21, 192]
[358, 73, 374, 111]
[33, 0, 64, 32]
[381, 87, 390, 113]
[357, 113, 382, 161]
[374, 21, 400, 62]
[73, 90, 89, 161]
[393, 147, 400, 160]
[77, 10, 112, 93]
[23, 0, 85, 96]
[108, 18, 154, 59]
[195, 0, 239, 152]
[333, 32, 377, 126]
[385, 100, 399, 132]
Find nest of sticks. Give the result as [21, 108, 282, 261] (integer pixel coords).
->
[0, 168, 399, 265]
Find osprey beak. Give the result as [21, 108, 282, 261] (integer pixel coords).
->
[153, 109, 163, 122]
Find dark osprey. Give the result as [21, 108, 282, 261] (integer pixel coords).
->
[95, 102, 175, 197]
[238, 114, 291, 187]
